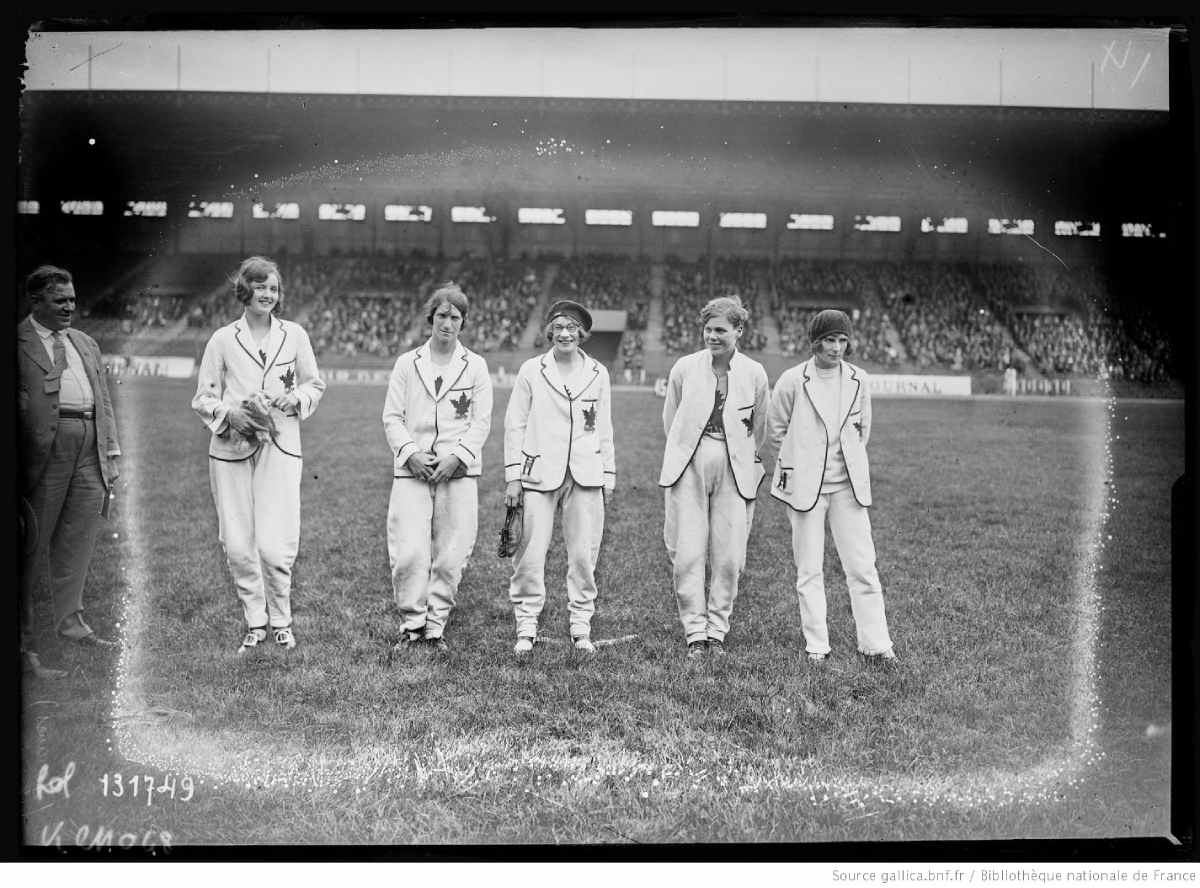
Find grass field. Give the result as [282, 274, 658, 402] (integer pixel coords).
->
[19, 377, 1180, 849]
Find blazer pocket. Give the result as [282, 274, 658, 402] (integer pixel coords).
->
[519, 450, 541, 481]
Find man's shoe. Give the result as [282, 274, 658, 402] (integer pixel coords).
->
[573, 636, 596, 655]
[707, 639, 727, 657]
[73, 632, 117, 647]
[514, 636, 535, 656]
[687, 641, 707, 660]
[273, 627, 296, 650]
[58, 613, 114, 645]
[23, 651, 67, 680]
[426, 636, 449, 655]
[238, 627, 268, 654]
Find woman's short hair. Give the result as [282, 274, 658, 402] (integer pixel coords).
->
[424, 284, 469, 324]
[543, 317, 592, 344]
[700, 295, 749, 330]
[231, 256, 283, 308]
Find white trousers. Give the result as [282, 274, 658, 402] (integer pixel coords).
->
[509, 481, 605, 639]
[663, 435, 753, 644]
[387, 476, 479, 638]
[209, 446, 303, 629]
[788, 486, 893, 656]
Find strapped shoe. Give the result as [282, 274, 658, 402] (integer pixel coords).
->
[273, 626, 296, 650]
[687, 641, 707, 660]
[426, 636, 449, 655]
[514, 636, 535, 656]
[238, 627, 268, 654]
[807, 651, 829, 664]
[707, 639, 727, 657]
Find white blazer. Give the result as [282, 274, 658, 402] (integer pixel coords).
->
[383, 340, 493, 478]
[659, 349, 768, 500]
[504, 349, 616, 492]
[764, 358, 873, 511]
[192, 314, 326, 461]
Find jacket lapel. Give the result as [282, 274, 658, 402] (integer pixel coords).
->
[232, 318, 264, 368]
[262, 316, 288, 375]
[538, 350, 571, 400]
[413, 344, 439, 400]
[65, 328, 102, 396]
[18, 320, 54, 374]
[838, 363, 861, 431]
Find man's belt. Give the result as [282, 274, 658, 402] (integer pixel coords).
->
[59, 407, 95, 419]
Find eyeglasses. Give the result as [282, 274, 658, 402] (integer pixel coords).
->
[551, 322, 581, 335]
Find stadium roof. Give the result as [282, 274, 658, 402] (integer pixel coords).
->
[23, 27, 1171, 111]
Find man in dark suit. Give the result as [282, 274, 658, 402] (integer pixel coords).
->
[18, 265, 122, 679]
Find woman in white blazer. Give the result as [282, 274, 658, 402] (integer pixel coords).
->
[192, 256, 326, 653]
[659, 296, 768, 659]
[763, 309, 895, 663]
[383, 284, 493, 655]
[503, 300, 615, 657]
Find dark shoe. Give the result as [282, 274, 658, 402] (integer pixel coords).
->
[707, 638, 727, 657]
[58, 612, 113, 645]
[392, 630, 424, 654]
[23, 651, 67, 680]
[425, 636, 449, 655]
[686, 641, 707, 660]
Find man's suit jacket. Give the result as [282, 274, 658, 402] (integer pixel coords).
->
[504, 349, 616, 492]
[17, 318, 121, 496]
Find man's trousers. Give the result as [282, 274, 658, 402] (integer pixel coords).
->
[508, 480, 604, 640]
[387, 476, 478, 638]
[663, 435, 753, 644]
[209, 445, 302, 630]
[787, 485, 893, 656]
[21, 416, 107, 647]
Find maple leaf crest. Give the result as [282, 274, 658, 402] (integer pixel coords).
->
[741, 409, 754, 436]
[278, 366, 296, 392]
[451, 391, 471, 418]
[582, 402, 597, 432]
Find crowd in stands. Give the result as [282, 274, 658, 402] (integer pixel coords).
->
[78, 250, 1175, 385]
[975, 263, 1173, 383]
[773, 259, 897, 366]
[619, 332, 646, 383]
[712, 257, 768, 352]
[455, 257, 541, 352]
[553, 254, 649, 330]
[660, 260, 711, 354]
[292, 255, 441, 360]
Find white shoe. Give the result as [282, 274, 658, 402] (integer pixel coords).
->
[273, 627, 296, 650]
[573, 636, 595, 654]
[807, 651, 828, 663]
[514, 636, 535, 655]
[238, 628, 268, 654]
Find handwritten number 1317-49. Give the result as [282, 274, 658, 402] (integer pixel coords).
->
[100, 772, 195, 804]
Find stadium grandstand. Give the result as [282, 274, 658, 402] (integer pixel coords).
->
[16, 27, 1186, 397]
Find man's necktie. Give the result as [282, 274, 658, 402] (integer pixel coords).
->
[52, 331, 68, 372]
